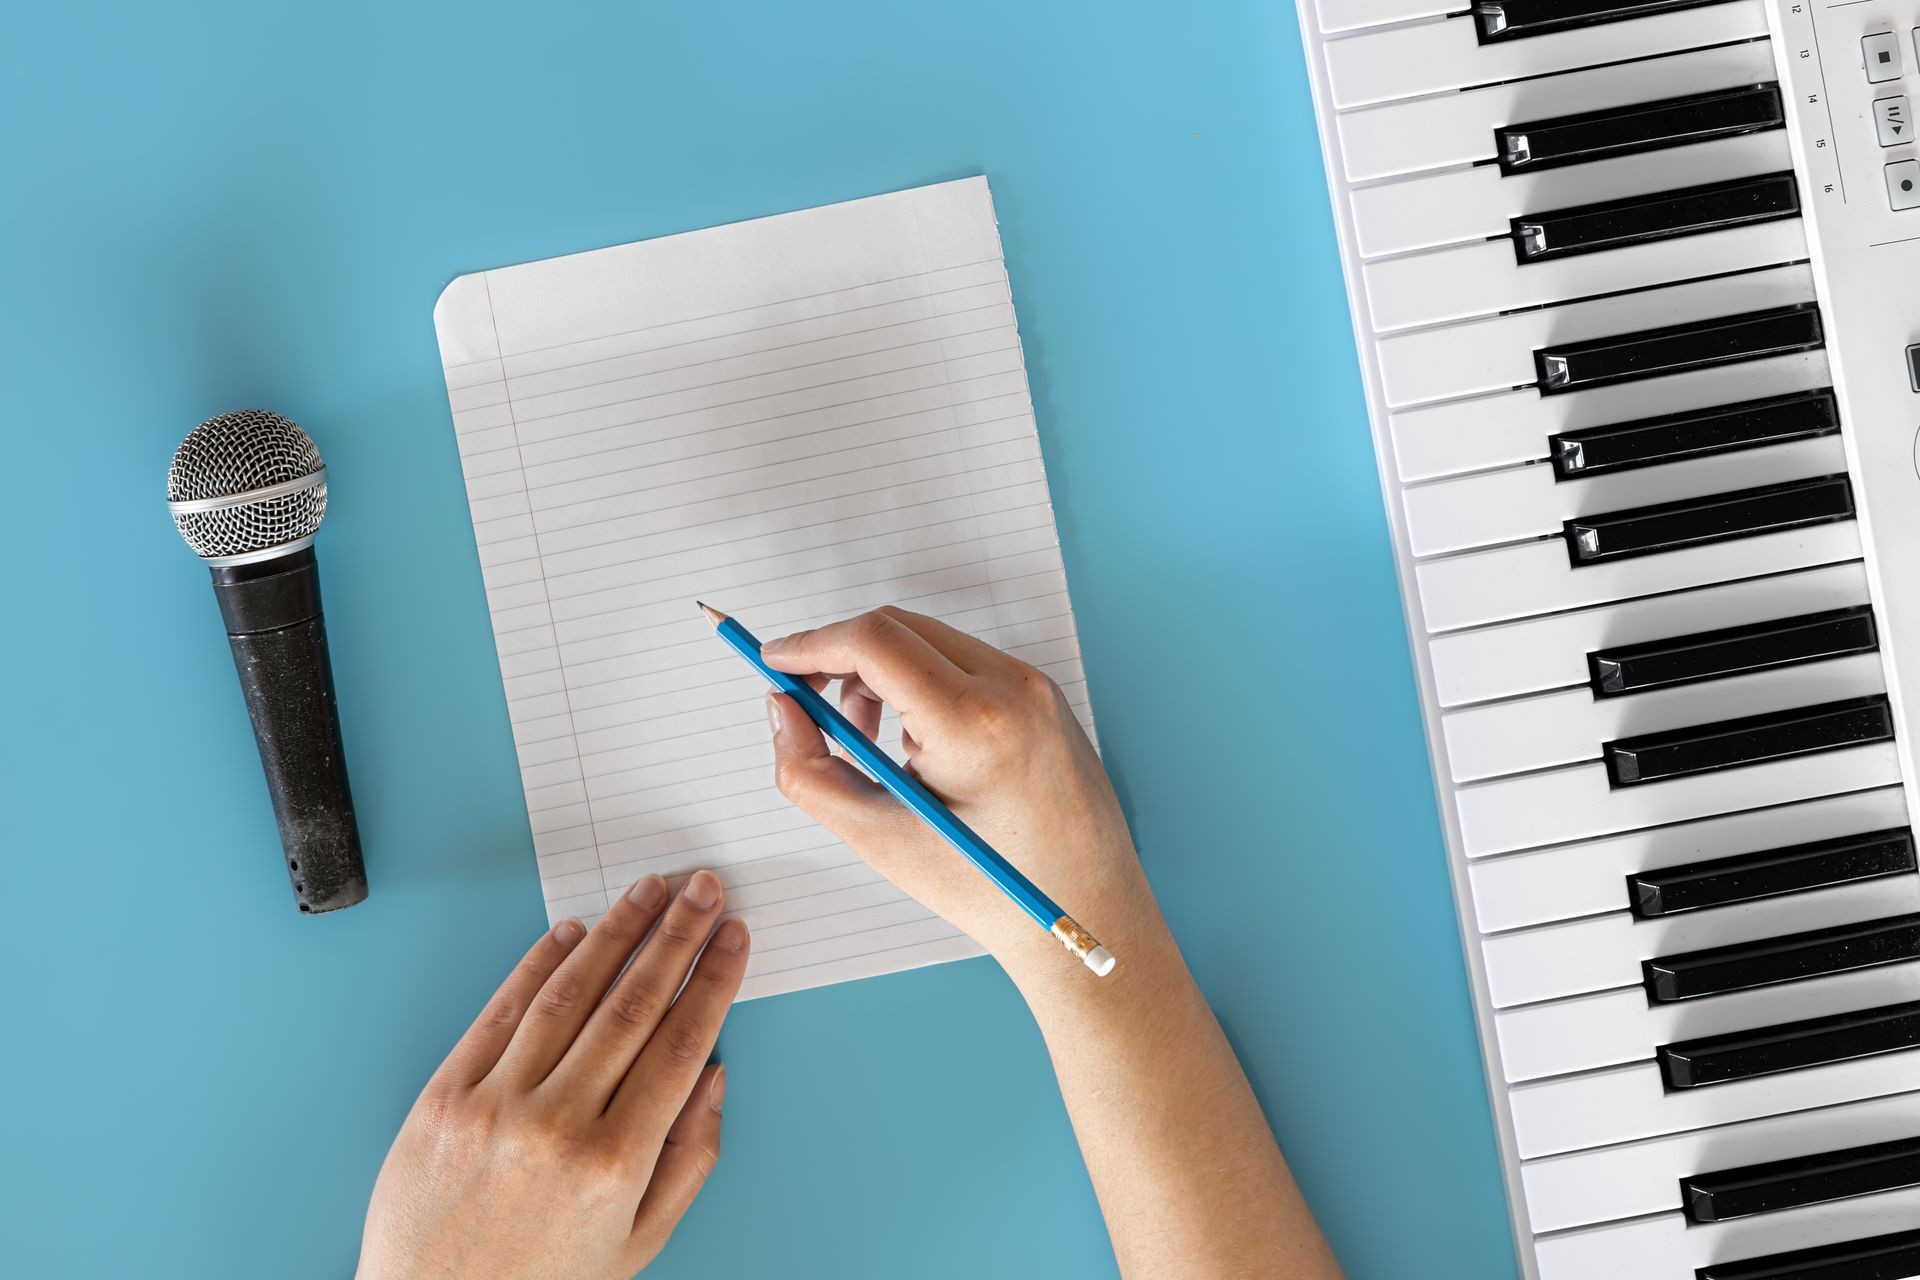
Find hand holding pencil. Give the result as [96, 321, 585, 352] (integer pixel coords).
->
[706, 604, 1148, 988]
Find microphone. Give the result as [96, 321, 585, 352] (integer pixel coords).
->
[166, 410, 368, 913]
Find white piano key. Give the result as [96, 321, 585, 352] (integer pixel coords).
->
[1442, 649, 1883, 784]
[1418, 520, 1861, 635]
[1313, 0, 1454, 35]
[1468, 786, 1907, 933]
[1456, 741, 1900, 859]
[1389, 350, 1831, 483]
[1377, 263, 1814, 411]
[1352, 130, 1793, 260]
[1499, 964, 1920, 1083]
[1365, 218, 1806, 333]
[1509, 1044, 1920, 1159]
[1533, 1184, 1920, 1280]
[1522, 1087, 1920, 1233]
[1406, 435, 1846, 560]
[1430, 562, 1870, 709]
[1325, 3, 1769, 110]
[1337, 41, 1781, 183]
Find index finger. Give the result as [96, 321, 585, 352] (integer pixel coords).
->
[759, 609, 971, 718]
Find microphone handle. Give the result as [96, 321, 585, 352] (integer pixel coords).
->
[210, 547, 368, 913]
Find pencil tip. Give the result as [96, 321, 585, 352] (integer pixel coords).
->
[697, 601, 726, 627]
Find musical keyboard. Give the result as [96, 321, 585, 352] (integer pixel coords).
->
[1295, 0, 1920, 1275]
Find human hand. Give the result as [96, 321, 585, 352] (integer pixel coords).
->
[760, 607, 1168, 999]
[357, 871, 745, 1280]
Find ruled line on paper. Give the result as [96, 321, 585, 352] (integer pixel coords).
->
[435, 177, 1093, 999]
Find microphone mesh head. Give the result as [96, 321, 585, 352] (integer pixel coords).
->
[166, 410, 328, 561]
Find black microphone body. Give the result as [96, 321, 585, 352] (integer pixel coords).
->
[211, 547, 366, 912]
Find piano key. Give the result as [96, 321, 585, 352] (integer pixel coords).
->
[1418, 517, 1860, 633]
[1474, 0, 1732, 44]
[1497, 958, 1920, 1081]
[1312, 0, 1456, 35]
[1324, 2, 1767, 110]
[1684, 1134, 1920, 1222]
[1456, 740, 1899, 858]
[1696, 1227, 1920, 1280]
[1660, 999, 1920, 1088]
[1567, 475, 1853, 568]
[1390, 350, 1829, 483]
[1605, 694, 1892, 788]
[1553, 389, 1840, 480]
[1510, 1045, 1920, 1158]
[1512, 171, 1799, 264]
[1540, 303, 1824, 397]
[1365, 217, 1804, 332]
[1533, 1192, 1920, 1280]
[1352, 130, 1792, 259]
[1498, 82, 1784, 175]
[1646, 914, 1920, 1004]
[1403, 434, 1845, 559]
[1521, 1088, 1920, 1233]
[1484, 875, 1920, 1009]
[1632, 827, 1917, 918]
[1378, 261, 1813, 411]
[1442, 649, 1883, 784]
[1592, 605, 1875, 698]
[1468, 787, 1906, 930]
[1434, 563, 1870, 709]
[1337, 41, 1780, 182]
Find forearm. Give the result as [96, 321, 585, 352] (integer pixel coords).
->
[1013, 918, 1342, 1280]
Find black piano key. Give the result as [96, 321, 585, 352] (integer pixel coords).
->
[1536, 303, 1823, 395]
[1683, 1136, 1920, 1224]
[1512, 171, 1799, 264]
[1628, 828, 1918, 919]
[1550, 389, 1839, 480]
[1473, 0, 1732, 44]
[1605, 695, 1892, 788]
[1588, 606, 1877, 698]
[1643, 912, 1920, 1003]
[1696, 1227, 1920, 1279]
[1658, 998, 1920, 1089]
[1565, 474, 1853, 566]
[1497, 84, 1785, 175]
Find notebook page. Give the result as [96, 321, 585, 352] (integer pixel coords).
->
[433, 177, 1095, 999]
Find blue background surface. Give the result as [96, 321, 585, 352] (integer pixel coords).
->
[0, 3, 1519, 1277]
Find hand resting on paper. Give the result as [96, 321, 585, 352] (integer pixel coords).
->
[358, 608, 1340, 1280]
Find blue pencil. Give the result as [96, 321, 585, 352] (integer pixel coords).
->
[699, 602, 1114, 977]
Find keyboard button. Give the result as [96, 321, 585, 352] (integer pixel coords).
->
[1512, 171, 1798, 263]
[1886, 159, 1920, 211]
[1684, 1135, 1920, 1223]
[1497, 83, 1783, 173]
[1908, 343, 1920, 392]
[1631, 828, 1918, 918]
[1659, 998, 1920, 1088]
[1644, 913, 1920, 1003]
[1475, 0, 1732, 43]
[1536, 302, 1823, 396]
[1865, 31, 1903, 84]
[1589, 605, 1875, 697]
[1875, 95, 1912, 147]
[1551, 388, 1839, 479]
[1699, 1227, 1920, 1279]
[1565, 474, 1853, 566]
[1605, 694, 1891, 787]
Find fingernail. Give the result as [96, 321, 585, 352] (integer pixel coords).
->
[683, 869, 721, 910]
[627, 875, 667, 908]
[766, 691, 782, 734]
[760, 635, 789, 657]
[714, 916, 748, 952]
[708, 1064, 727, 1112]
[553, 917, 586, 945]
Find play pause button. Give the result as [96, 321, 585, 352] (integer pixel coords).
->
[1878, 96, 1912, 148]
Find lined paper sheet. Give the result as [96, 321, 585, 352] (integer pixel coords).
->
[433, 178, 1096, 999]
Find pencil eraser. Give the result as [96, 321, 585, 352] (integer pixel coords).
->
[1084, 945, 1116, 977]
